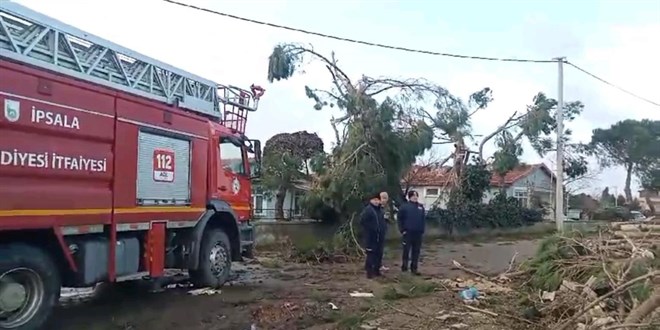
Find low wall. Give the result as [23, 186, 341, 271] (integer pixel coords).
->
[253, 219, 606, 246]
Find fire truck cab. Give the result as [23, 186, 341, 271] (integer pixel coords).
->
[0, 2, 262, 329]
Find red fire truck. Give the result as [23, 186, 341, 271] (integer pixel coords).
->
[0, 2, 263, 329]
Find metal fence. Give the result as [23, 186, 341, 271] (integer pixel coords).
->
[253, 208, 307, 221]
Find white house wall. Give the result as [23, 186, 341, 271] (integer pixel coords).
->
[508, 167, 554, 192]
[252, 189, 304, 220]
[506, 167, 556, 205]
[408, 167, 556, 210]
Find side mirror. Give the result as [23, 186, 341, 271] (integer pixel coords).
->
[249, 139, 262, 178]
[252, 139, 262, 164]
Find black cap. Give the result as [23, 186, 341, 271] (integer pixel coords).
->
[368, 191, 381, 200]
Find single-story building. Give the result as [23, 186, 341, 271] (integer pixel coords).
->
[252, 179, 311, 221]
[402, 163, 559, 212]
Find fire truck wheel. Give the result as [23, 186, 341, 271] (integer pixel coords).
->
[0, 244, 61, 330]
[190, 228, 232, 288]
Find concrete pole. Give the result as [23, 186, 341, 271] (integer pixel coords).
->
[553, 57, 566, 232]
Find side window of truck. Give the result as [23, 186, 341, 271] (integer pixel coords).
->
[219, 139, 246, 175]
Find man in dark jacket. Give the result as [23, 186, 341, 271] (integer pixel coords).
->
[397, 190, 425, 275]
[360, 191, 385, 278]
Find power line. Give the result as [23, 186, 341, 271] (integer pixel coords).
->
[163, 0, 660, 108]
[161, 0, 553, 63]
[566, 61, 660, 108]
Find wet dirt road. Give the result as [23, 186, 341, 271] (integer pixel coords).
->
[49, 238, 543, 330]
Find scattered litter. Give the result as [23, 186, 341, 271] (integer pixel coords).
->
[283, 302, 299, 311]
[350, 291, 375, 298]
[459, 287, 480, 302]
[442, 277, 512, 294]
[328, 302, 339, 310]
[359, 320, 381, 330]
[166, 283, 193, 289]
[541, 290, 555, 302]
[187, 287, 221, 296]
[435, 313, 459, 322]
[450, 323, 469, 329]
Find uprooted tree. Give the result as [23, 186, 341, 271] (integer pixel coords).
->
[413, 83, 590, 226]
[268, 44, 442, 220]
[418, 90, 589, 193]
[261, 131, 324, 220]
[267, 43, 444, 254]
[266, 43, 593, 256]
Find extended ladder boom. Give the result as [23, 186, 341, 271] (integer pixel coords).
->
[0, 1, 222, 118]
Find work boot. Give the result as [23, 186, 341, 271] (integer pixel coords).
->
[411, 270, 421, 276]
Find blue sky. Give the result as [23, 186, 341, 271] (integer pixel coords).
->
[13, 0, 660, 196]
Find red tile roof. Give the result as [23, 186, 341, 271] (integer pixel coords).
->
[403, 163, 554, 187]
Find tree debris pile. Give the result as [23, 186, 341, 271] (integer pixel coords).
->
[522, 222, 660, 329]
[276, 232, 362, 264]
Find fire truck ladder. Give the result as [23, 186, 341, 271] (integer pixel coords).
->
[218, 84, 264, 135]
[0, 1, 220, 118]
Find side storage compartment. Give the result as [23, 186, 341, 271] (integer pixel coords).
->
[68, 237, 140, 286]
[136, 130, 192, 206]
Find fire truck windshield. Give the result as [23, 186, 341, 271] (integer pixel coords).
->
[219, 137, 245, 175]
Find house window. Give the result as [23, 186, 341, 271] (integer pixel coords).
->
[425, 188, 439, 196]
[292, 191, 304, 216]
[253, 190, 265, 215]
[513, 188, 528, 207]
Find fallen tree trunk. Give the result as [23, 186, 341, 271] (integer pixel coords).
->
[624, 290, 660, 325]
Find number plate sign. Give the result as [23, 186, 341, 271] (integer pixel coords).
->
[153, 149, 175, 182]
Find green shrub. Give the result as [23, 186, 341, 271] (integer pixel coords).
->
[428, 193, 545, 234]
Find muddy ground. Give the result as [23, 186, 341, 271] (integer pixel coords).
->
[50, 236, 545, 330]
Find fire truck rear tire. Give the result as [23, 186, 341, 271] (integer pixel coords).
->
[189, 228, 232, 288]
[0, 243, 61, 330]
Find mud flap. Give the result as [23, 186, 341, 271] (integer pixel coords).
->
[239, 222, 254, 249]
[146, 222, 166, 278]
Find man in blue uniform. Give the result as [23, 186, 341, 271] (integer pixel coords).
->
[360, 191, 385, 278]
[397, 190, 426, 275]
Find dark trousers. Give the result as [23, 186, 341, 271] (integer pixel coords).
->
[401, 231, 423, 271]
[364, 232, 383, 276]
[375, 230, 386, 270]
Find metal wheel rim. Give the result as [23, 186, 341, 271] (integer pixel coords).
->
[209, 243, 228, 277]
[0, 268, 45, 328]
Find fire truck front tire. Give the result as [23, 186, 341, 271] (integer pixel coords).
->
[190, 228, 232, 288]
[0, 244, 60, 330]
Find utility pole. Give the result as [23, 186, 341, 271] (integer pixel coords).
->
[554, 57, 565, 232]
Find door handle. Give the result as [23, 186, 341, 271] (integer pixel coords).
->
[219, 186, 228, 191]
